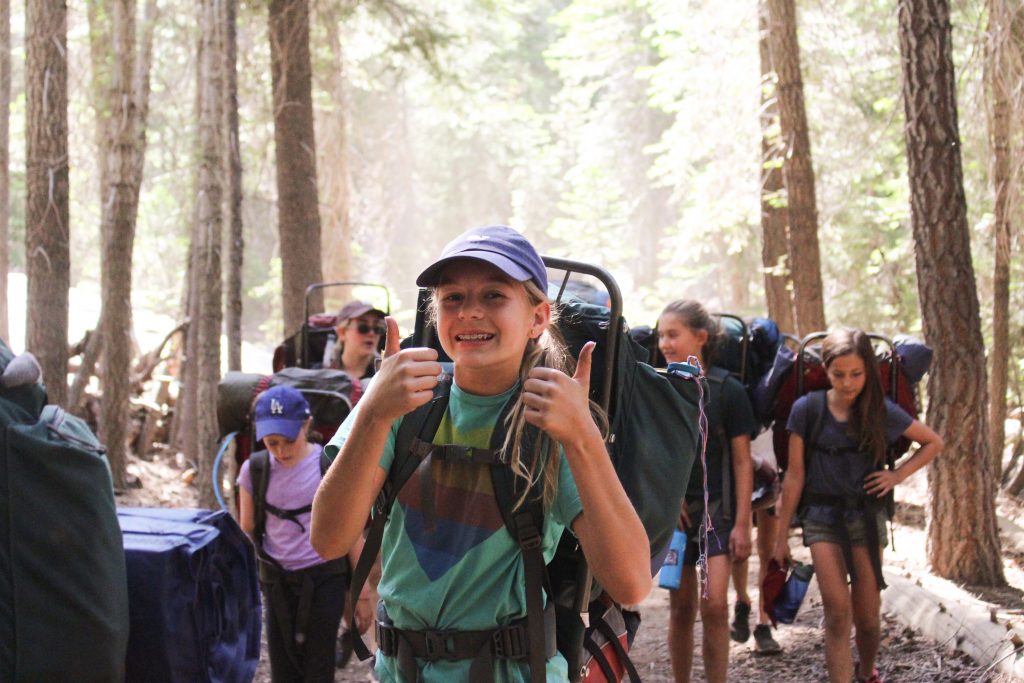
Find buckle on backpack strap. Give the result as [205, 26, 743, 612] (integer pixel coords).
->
[513, 511, 543, 550]
[492, 623, 528, 659]
[423, 630, 456, 661]
[376, 621, 398, 656]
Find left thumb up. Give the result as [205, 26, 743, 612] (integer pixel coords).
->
[573, 341, 596, 394]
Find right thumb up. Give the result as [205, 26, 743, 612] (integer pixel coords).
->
[383, 317, 401, 359]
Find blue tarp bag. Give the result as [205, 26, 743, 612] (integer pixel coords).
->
[119, 507, 261, 683]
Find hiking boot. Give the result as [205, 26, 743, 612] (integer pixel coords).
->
[752, 624, 782, 655]
[730, 601, 751, 643]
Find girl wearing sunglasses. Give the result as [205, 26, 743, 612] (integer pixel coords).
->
[331, 300, 386, 391]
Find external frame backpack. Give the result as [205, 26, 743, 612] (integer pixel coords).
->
[713, 314, 783, 432]
[348, 258, 703, 683]
[768, 332, 927, 473]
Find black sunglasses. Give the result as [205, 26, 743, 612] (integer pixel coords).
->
[350, 321, 386, 336]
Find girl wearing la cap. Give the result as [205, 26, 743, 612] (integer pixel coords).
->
[311, 226, 650, 682]
[236, 385, 371, 683]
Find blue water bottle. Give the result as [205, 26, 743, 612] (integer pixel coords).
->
[658, 529, 688, 590]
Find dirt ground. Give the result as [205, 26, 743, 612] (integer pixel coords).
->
[120, 453, 1024, 682]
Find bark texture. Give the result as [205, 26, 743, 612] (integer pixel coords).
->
[758, 1, 795, 334]
[0, 0, 9, 342]
[25, 0, 69, 406]
[91, 0, 155, 487]
[270, 0, 324, 336]
[985, 0, 1020, 480]
[319, 14, 353, 287]
[194, 0, 224, 510]
[898, 0, 1004, 585]
[765, 0, 825, 336]
[224, 0, 243, 372]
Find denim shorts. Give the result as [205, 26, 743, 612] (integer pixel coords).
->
[682, 499, 733, 565]
[801, 510, 888, 548]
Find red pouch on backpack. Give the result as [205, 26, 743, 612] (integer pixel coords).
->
[580, 595, 641, 683]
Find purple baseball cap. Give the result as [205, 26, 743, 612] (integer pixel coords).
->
[254, 385, 311, 441]
[415, 225, 548, 292]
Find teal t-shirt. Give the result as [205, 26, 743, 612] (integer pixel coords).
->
[326, 382, 584, 683]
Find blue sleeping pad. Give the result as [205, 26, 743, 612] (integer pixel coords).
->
[118, 507, 261, 683]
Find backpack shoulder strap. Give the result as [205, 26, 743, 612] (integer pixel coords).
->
[320, 450, 331, 476]
[803, 390, 829, 469]
[806, 390, 828, 447]
[347, 379, 452, 661]
[705, 367, 732, 522]
[249, 449, 270, 554]
[489, 399, 547, 683]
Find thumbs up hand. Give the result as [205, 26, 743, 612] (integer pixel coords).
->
[522, 342, 599, 448]
[361, 316, 442, 422]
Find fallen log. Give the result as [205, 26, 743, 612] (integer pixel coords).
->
[882, 569, 1024, 680]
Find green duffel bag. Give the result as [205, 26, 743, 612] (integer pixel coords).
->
[0, 340, 129, 683]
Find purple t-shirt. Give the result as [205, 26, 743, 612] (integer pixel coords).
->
[787, 394, 913, 501]
[237, 446, 326, 571]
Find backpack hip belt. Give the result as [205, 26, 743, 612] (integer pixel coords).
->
[258, 554, 349, 585]
[376, 600, 556, 683]
[259, 556, 349, 669]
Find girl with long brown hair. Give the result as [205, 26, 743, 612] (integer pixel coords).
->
[772, 327, 943, 683]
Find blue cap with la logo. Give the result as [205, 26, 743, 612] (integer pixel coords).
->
[254, 385, 311, 441]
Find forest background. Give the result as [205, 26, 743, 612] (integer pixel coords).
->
[6, 0, 1024, 591]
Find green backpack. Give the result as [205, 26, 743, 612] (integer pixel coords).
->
[0, 340, 129, 682]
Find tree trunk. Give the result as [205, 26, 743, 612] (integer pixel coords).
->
[0, 0, 9, 343]
[898, 0, 1005, 585]
[89, 0, 155, 487]
[68, 330, 102, 413]
[269, 0, 323, 337]
[193, 0, 224, 510]
[765, 0, 825, 336]
[173, 19, 203, 462]
[758, 0, 795, 334]
[25, 0, 69, 407]
[985, 0, 1019, 480]
[318, 12, 352, 286]
[223, 0, 243, 372]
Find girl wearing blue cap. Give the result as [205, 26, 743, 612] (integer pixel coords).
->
[237, 385, 371, 683]
[311, 226, 650, 682]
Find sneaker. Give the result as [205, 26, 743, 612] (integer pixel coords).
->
[752, 623, 782, 655]
[730, 601, 751, 643]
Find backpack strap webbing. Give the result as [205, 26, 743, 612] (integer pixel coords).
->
[346, 379, 452, 662]
[250, 448, 338, 571]
[801, 391, 886, 590]
[705, 368, 733, 524]
[349, 379, 554, 683]
[490, 418, 548, 683]
[249, 450, 285, 573]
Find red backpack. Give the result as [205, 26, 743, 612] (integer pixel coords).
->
[769, 333, 928, 472]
